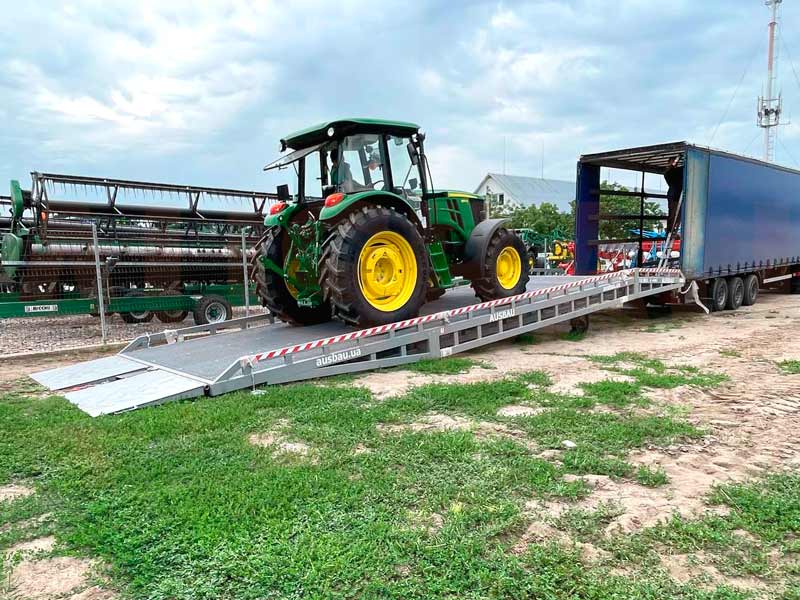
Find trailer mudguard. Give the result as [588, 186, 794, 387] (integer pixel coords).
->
[461, 218, 510, 278]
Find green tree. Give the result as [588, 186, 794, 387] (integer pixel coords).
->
[598, 181, 662, 240]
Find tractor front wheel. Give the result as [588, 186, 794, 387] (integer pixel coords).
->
[472, 228, 530, 301]
[321, 206, 429, 327]
[254, 230, 331, 325]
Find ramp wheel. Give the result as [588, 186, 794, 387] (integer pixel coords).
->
[119, 289, 154, 324]
[726, 277, 744, 310]
[471, 228, 530, 301]
[255, 229, 331, 326]
[320, 206, 428, 327]
[710, 278, 728, 312]
[569, 315, 589, 335]
[193, 294, 232, 325]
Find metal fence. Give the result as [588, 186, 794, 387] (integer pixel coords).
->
[0, 225, 265, 354]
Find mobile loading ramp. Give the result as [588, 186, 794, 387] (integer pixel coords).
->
[32, 269, 683, 416]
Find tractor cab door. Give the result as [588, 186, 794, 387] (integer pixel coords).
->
[386, 134, 423, 209]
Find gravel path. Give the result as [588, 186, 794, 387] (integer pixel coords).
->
[0, 307, 268, 355]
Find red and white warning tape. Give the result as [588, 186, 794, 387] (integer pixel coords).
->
[247, 268, 682, 364]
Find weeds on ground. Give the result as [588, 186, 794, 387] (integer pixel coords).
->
[402, 356, 490, 375]
[777, 360, 800, 375]
[719, 349, 741, 358]
[589, 352, 728, 389]
[635, 465, 670, 487]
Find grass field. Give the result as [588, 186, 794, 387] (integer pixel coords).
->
[1, 354, 798, 599]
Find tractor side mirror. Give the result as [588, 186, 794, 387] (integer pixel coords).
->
[407, 142, 419, 166]
[277, 184, 290, 202]
[409, 178, 418, 190]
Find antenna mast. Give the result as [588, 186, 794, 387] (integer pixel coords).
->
[758, 0, 783, 162]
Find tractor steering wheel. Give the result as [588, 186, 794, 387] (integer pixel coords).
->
[369, 180, 384, 189]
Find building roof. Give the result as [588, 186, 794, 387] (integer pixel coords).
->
[282, 118, 420, 150]
[475, 173, 575, 212]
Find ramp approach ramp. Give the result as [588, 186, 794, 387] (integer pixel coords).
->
[33, 269, 683, 416]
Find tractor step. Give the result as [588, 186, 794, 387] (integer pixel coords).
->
[427, 241, 453, 287]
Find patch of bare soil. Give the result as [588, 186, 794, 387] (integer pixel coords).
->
[249, 419, 316, 462]
[659, 551, 767, 592]
[5, 535, 55, 556]
[497, 404, 546, 417]
[377, 413, 537, 451]
[7, 556, 95, 599]
[354, 366, 497, 401]
[0, 483, 34, 503]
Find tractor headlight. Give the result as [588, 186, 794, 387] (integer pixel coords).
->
[327, 127, 335, 137]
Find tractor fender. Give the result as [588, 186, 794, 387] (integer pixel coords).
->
[461, 218, 510, 278]
[319, 190, 423, 229]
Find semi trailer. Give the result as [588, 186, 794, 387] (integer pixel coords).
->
[576, 142, 800, 310]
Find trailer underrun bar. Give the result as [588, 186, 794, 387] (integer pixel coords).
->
[32, 268, 683, 416]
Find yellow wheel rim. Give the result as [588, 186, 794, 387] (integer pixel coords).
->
[358, 231, 418, 312]
[496, 246, 522, 290]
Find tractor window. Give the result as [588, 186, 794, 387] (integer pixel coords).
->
[335, 134, 385, 193]
[387, 135, 421, 199]
[303, 152, 323, 202]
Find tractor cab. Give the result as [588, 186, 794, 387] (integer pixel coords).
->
[264, 119, 426, 209]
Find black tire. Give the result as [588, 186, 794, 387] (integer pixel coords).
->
[254, 229, 331, 325]
[119, 289, 154, 324]
[742, 274, 759, 306]
[791, 276, 800, 294]
[320, 206, 429, 327]
[726, 277, 744, 311]
[710, 278, 728, 312]
[155, 289, 189, 323]
[193, 294, 232, 325]
[471, 228, 530, 301]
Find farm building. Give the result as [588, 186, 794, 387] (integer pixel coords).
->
[473, 173, 574, 212]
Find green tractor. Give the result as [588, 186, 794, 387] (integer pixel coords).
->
[256, 118, 529, 327]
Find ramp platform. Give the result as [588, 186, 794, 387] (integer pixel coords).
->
[32, 269, 683, 416]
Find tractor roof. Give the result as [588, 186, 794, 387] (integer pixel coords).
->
[282, 118, 420, 150]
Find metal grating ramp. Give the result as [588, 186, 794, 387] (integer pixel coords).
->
[32, 355, 147, 390]
[64, 369, 206, 417]
[32, 269, 685, 417]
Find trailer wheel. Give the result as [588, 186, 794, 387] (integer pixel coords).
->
[193, 294, 232, 325]
[119, 290, 154, 324]
[710, 278, 728, 312]
[742, 274, 759, 306]
[471, 229, 530, 301]
[726, 277, 744, 310]
[155, 289, 189, 323]
[792, 276, 800, 294]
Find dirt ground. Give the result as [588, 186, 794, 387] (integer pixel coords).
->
[0, 306, 267, 356]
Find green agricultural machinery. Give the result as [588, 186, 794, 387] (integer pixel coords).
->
[257, 118, 530, 327]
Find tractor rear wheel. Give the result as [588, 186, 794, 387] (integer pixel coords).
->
[254, 229, 331, 325]
[471, 228, 530, 301]
[320, 206, 428, 327]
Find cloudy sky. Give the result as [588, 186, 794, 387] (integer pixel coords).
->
[3, 0, 800, 195]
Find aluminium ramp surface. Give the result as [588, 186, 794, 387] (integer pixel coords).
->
[32, 269, 683, 416]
